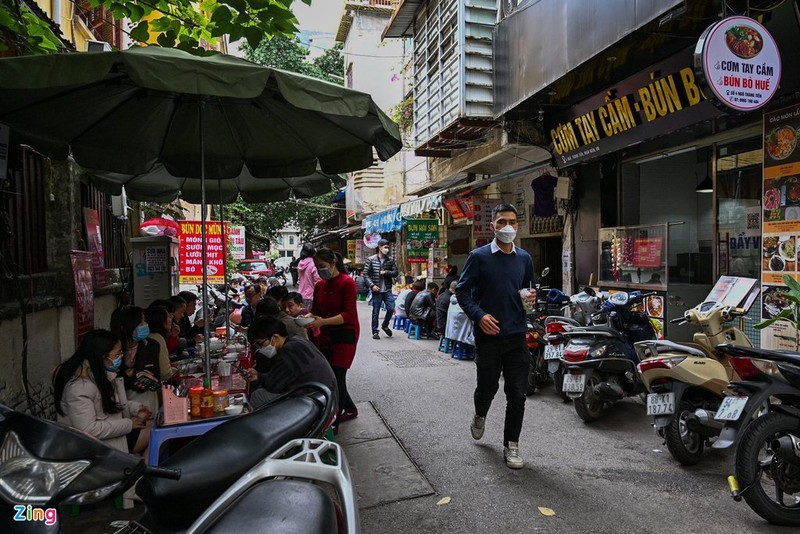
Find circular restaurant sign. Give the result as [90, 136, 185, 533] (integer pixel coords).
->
[695, 16, 781, 112]
[363, 232, 382, 249]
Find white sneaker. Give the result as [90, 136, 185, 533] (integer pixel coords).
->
[470, 414, 485, 440]
[504, 442, 524, 469]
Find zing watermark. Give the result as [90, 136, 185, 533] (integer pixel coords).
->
[13, 505, 58, 526]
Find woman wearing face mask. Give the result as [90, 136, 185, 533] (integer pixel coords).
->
[110, 306, 162, 413]
[303, 247, 360, 425]
[53, 329, 152, 454]
[297, 243, 322, 310]
[245, 317, 338, 408]
[145, 305, 178, 381]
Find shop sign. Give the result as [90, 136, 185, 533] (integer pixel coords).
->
[633, 238, 663, 268]
[179, 220, 227, 284]
[82, 208, 108, 288]
[406, 219, 438, 264]
[761, 102, 800, 349]
[346, 240, 357, 263]
[363, 232, 381, 249]
[228, 225, 246, 260]
[472, 199, 495, 247]
[695, 16, 780, 112]
[546, 50, 720, 167]
[362, 206, 403, 235]
[70, 251, 94, 346]
[443, 197, 474, 223]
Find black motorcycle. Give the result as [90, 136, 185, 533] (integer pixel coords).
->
[715, 344, 800, 526]
[0, 383, 356, 533]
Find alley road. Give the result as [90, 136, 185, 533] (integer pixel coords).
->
[347, 301, 786, 534]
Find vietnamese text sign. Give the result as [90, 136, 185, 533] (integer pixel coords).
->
[633, 238, 663, 268]
[70, 251, 94, 346]
[145, 246, 167, 273]
[228, 225, 246, 259]
[82, 208, 108, 287]
[346, 240, 357, 263]
[179, 220, 227, 284]
[472, 198, 494, 247]
[406, 219, 438, 264]
[696, 16, 780, 112]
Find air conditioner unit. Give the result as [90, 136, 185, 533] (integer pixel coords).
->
[111, 187, 129, 219]
[86, 40, 112, 53]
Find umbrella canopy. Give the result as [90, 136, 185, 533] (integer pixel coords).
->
[82, 164, 345, 204]
[0, 46, 402, 179]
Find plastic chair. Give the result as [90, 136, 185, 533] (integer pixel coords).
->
[408, 323, 422, 340]
[148, 417, 231, 466]
[438, 337, 453, 353]
[392, 315, 406, 330]
[451, 342, 475, 361]
[404, 318, 412, 333]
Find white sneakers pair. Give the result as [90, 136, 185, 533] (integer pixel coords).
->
[470, 414, 524, 469]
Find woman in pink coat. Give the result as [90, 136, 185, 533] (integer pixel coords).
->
[297, 243, 322, 309]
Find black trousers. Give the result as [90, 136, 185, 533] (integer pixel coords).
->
[333, 366, 357, 415]
[473, 334, 529, 446]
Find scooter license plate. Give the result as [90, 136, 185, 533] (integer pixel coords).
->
[714, 396, 749, 421]
[646, 392, 675, 416]
[544, 344, 564, 360]
[562, 373, 585, 393]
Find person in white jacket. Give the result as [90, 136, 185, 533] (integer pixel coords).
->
[53, 329, 152, 454]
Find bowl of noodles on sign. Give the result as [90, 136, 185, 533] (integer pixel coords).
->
[766, 126, 797, 161]
[725, 25, 763, 59]
[780, 237, 796, 262]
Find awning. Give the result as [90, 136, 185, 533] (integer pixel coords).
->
[400, 192, 442, 218]
[382, 0, 423, 39]
[361, 206, 403, 234]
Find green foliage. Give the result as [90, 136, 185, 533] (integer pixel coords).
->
[241, 38, 343, 84]
[226, 192, 336, 245]
[1, 0, 306, 57]
[755, 274, 800, 348]
[389, 94, 413, 137]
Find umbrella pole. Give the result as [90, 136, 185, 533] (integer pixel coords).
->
[200, 101, 212, 387]
[220, 182, 230, 341]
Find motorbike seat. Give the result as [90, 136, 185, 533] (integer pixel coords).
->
[203, 479, 337, 534]
[717, 344, 800, 366]
[563, 325, 624, 340]
[137, 395, 322, 529]
[647, 340, 706, 358]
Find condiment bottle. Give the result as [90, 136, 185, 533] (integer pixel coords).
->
[200, 379, 214, 418]
[189, 386, 204, 417]
[213, 389, 228, 413]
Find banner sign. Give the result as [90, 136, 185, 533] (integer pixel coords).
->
[70, 251, 94, 346]
[179, 220, 227, 284]
[362, 206, 403, 234]
[406, 219, 438, 264]
[633, 238, 663, 268]
[547, 50, 720, 167]
[761, 102, 800, 349]
[472, 198, 495, 247]
[228, 225, 246, 259]
[695, 16, 781, 112]
[443, 197, 474, 223]
[346, 240, 357, 263]
[82, 208, 108, 287]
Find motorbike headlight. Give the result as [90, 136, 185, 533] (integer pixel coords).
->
[590, 345, 607, 358]
[0, 431, 89, 504]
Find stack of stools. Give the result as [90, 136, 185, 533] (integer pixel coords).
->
[438, 337, 453, 353]
[392, 315, 408, 331]
[451, 342, 476, 360]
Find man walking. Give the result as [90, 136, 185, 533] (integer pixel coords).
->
[456, 203, 535, 469]
[363, 239, 398, 340]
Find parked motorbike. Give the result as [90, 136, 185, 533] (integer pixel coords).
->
[272, 266, 288, 286]
[718, 344, 800, 526]
[525, 268, 571, 395]
[0, 383, 357, 533]
[561, 290, 657, 422]
[636, 300, 749, 465]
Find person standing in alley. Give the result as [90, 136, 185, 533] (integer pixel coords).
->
[297, 243, 321, 310]
[456, 203, 535, 469]
[363, 239, 398, 340]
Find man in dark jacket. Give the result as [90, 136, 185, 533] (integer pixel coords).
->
[363, 239, 398, 339]
[435, 281, 456, 337]
[409, 282, 439, 336]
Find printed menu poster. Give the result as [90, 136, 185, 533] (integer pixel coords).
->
[179, 220, 227, 284]
[761, 102, 800, 349]
[406, 219, 438, 264]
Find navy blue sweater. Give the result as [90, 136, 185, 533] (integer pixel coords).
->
[455, 243, 535, 338]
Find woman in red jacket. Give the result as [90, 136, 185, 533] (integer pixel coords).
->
[305, 247, 360, 424]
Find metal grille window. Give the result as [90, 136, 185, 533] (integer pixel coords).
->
[80, 182, 127, 271]
[1, 148, 48, 275]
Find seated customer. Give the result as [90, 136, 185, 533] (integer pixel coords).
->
[53, 329, 152, 454]
[403, 281, 425, 318]
[435, 281, 457, 337]
[284, 292, 307, 317]
[256, 296, 308, 339]
[408, 282, 439, 336]
[245, 317, 338, 408]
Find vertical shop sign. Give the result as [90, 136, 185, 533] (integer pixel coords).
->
[406, 219, 438, 263]
[82, 208, 108, 287]
[346, 240, 357, 263]
[179, 220, 227, 284]
[228, 225, 246, 259]
[761, 102, 800, 349]
[472, 199, 495, 247]
[70, 251, 94, 346]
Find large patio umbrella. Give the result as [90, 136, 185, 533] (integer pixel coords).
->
[0, 46, 402, 386]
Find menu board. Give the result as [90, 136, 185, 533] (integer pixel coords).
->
[472, 199, 494, 247]
[406, 219, 438, 264]
[761, 102, 800, 349]
[179, 220, 227, 284]
[633, 238, 663, 268]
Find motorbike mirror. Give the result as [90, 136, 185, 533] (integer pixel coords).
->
[540, 267, 550, 279]
[583, 286, 596, 296]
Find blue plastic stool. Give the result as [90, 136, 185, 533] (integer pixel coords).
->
[408, 323, 422, 340]
[393, 315, 406, 330]
[451, 342, 475, 360]
[438, 337, 453, 353]
[148, 417, 231, 465]
[404, 318, 412, 333]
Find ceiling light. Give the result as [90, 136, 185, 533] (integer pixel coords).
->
[695, 175, 713, 193]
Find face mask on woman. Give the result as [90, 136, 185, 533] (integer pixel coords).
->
[318, 267, 333, 280]
[105, 354, 123, 373]
[494, 225, 517, 244]
[132, 324, 150, 342]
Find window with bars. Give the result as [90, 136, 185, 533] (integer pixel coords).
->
[80, 182, 127, 271]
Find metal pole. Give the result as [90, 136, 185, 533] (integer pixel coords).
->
[200, 101, 211, 387]
[219, 180, 230, 341]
